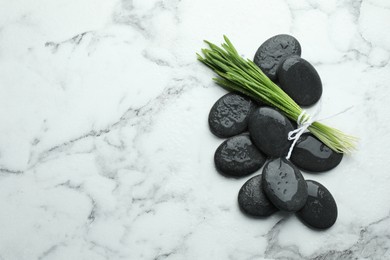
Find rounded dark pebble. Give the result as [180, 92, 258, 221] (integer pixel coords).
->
[290, 133, 343, 172]
[262, 158, 308, 212]
[277, 55, 322, 106]
[296, 180, 338, 229]
[238, 174, 279, 217]
[214, 134, 267, 177]
[208, 93, 256, 138]
[249, 107, 294, 157]
[253, 34, 301, 81]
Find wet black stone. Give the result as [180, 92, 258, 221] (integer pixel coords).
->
[238, 174, 278, 217]
[262, 158, 308, 212]
[290, 133, 343, 172]
[248, 107, 294, 157]
[208, 93, 256, 138]
[214, 134, 267, 177]
[277, 56, 322, 106]
[296, 180, 338, 229]
[253, 34, 301, 81]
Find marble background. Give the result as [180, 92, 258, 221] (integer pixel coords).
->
[1, 0, 390, 259]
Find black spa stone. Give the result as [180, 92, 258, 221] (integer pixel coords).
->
[262, 158, 308, 212]
[277, 56, 322, 106]
[238, 174, 278, 217]
[214, 134, 266, 177]
[253, 34, 301, 81]
[208, 93, 256, 138]
[248, 107, 294, 157]
[290, 133, 343, 172]
[296, 180, 338, 229]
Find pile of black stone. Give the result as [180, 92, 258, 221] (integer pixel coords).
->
[208, 35, 341, 230]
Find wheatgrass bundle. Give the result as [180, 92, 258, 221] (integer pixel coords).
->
[197, 36, 357, 154]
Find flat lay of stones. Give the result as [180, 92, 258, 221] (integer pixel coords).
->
[211, 34, 340, 230]
[1, 0, 390, 259]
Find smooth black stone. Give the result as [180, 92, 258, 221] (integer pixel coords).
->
[208, 93, 256, 138]
[290, 133, 343, 172]
[262, 158, 308, 212]
[253, 34, 301, 81]
[277, 56, 322, 106]
[296, 180, 338, 229]
[248, 107, 294, 157]
[214, 134, 267, 177]
[238, 174, 278, 217]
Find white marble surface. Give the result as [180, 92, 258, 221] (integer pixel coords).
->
[0, 0, 390, 259]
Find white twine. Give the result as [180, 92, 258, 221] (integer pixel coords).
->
[285, 100, 353, 160]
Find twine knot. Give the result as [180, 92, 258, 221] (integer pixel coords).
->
[285, 100, 353, 160]
[285, 110, 314, 160]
